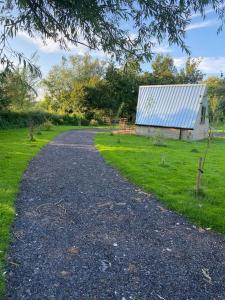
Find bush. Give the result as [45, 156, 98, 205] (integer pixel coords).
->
[0, 111, 89, 129]
[89, 119, 99, 126]
[40, 120, 53, 131]
[152, 130, 167, 147]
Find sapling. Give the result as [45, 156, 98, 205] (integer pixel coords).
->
[195, 128, 212, 196]
[28, 120, 35, 141]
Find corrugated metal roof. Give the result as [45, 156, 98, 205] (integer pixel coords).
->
[135, 84, 207, 129]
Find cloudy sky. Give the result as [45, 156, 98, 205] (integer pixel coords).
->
[9, 8, 225, 78]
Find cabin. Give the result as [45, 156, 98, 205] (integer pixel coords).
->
[135, 84, 209, 140]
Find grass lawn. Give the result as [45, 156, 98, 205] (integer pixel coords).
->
[212, 122, 225, 133]
[95, 133, 225, 234]
[0, 125, 83, 297]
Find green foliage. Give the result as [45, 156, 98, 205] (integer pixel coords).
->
[177, 57, 204, 84]
[205, 76, 225, 123]
[1, 1, 224, 72]
[89, 119, 99, 126]
[152, 130, 167, 147]
[42, 54, 106, 118]
[0, 63, 40, 111]
[152, 55, 178, 84]
[40, 120, 53, 131]
[0, 111, 88, 129]
[96, 133, 225, 234]
[41, 54, 207, 123]
[0, 126, 76, 297]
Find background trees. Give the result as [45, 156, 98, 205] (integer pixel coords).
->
[39, 54, 214, 122]
[178, 58, 204, 84]
[1, 53, 225, 125]
[205, 76, 225, 123]
[0, 66, 40, 111]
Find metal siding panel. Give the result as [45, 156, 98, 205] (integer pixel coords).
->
[181, 85, 195, 128]
[188, 86, 201, 127]
[136, 84, 207, 128]
[170, 85, 182, 127]
[164, 86, 175, 127]
[152, 87, 163, 126]
[158, 86, 169, 126]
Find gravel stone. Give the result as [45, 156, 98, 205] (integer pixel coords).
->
[6, 129, 225, 300]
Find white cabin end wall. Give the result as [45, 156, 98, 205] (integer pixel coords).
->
[192, 95, 209, 140]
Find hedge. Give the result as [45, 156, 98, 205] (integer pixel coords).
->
[0, 111, 90, 129]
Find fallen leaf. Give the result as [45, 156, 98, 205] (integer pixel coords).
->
[128, 263, 137, 273]
[115, 202, 126, 206]
[157, 205, 167, 212]
[202, 268, 212, 284]
[8, 261, 19, 267]
[60, 271, 70, 276]
[97, 202, 112, 208]
[100, 260, 111, 272]
[67, 246, 80, 254]
[156, 294, 166, 300]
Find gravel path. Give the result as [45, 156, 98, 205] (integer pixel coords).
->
[7, 129, 225, 300]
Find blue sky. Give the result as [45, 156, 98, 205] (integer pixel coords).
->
[9, 9, 225, 78]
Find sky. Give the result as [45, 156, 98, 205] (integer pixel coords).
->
[8, 8, 225, 79]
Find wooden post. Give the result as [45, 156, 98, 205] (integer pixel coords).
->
[196, 157, 203, 196]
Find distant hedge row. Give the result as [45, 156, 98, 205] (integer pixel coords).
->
[0, 111, 90, 129]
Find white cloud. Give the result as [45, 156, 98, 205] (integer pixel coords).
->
[153, 44, 172, 54]
[191, 8, 214, 19]
[18, 31, 85, 53]
[17, 31, 108, 59]
[174, 56, 225, 74]
[173, 57, 186, 68]
[191, 4, 225, 19]
[186, 19, 219, 31]
[149, 37, 172, 54]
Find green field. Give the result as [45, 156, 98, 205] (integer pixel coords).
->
[95, 133, 225, 234]
[0, 125, 80, 297]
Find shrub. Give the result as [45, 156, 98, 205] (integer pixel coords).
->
[40, 120, 53, 131]
[0, 111, 89, 129]
[89, 119, 99, 126]
[152, 130, 167, 147]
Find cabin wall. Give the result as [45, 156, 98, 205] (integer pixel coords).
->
[192, 95, 209, 140]
[136, 125, 193, 140]
[135, 125, 209, 140]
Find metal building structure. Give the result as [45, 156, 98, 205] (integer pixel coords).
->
[135, 84, 209, 140]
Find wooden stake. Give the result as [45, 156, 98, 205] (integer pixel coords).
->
[196, 157, 203, 196]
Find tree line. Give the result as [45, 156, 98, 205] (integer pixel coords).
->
[40, 54, 224, 123]
[0, 54, 225, 125]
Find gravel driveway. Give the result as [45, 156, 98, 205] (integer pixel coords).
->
[7, 129, 225, 300]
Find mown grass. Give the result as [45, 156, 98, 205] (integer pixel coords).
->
[0, 125, 82, 297]
[212, 122, 225, 133]
[95, 133, 225, 234]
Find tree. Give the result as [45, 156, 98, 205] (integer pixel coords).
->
[205, 77, 225, 123]
[0, 66, 40, 111]
[152, 55, 178, 84]
[104, 60, 141, 120]
[0, 72, 11, 110]
[178, 57, 204, 83]
[42, 54, 106, 115]
[0, 1, 225, 71]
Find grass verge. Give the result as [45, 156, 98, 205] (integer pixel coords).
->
[0, 125, 82, 297]
[95, 133, 225, 234]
